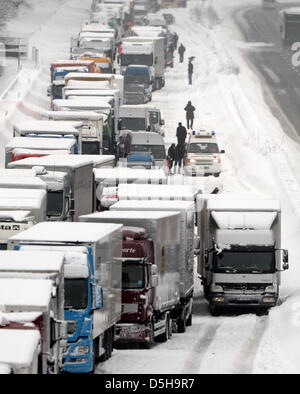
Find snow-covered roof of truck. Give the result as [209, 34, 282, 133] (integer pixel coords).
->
[83, 155, 115, 166]
[212, 211, 278, 230]
[0, 251, 64, 273]
[6, 137, 76, 151]
[9, 222, 123, 243]
[0, 211, 34, 222]
[64, 89, 118, 97]
[0, 278, 52, 311]
[80, 32, 114, 39]
[14, 121, 80, 134]
[0, 329, 41, 368]
[118, 184, 195, 201]
[53, 99, 112, 111]
[8, 155, 94, 170]
[216, 229, 275, 248]
[111, 200, 194, 211]
[66, 80, 111, 89]
[80, 210, 181, 222]
[0, 169, 38, 178]
[94, 168, 166, 182]
[47, 111, 104, 121]
[0, 177, 47, 190]
[282, 7, 300, 15]
[206, 198, 281, 211]
[65, 72, 114, 81]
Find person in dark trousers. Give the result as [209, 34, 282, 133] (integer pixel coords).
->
[174, 143, 186, 173]
[176, 122, 187, 145]
[167, 143, 176, 174]
[184, 101, 196, 129]
[173, 32, 179, 49]
[178, 43, 186, 63]
[188, 59, 194, 85]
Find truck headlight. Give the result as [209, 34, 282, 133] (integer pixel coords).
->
[71, 346, 90, 356]
[262, 297, 276, 304]
[212, 296, 225, 303]
[213, 157, 221, 164]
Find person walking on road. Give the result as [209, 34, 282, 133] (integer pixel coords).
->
[176, 122, 187, 145]
[178, 43, 186, 63]
[188, 58, 194, 85]
[184, 101, 196, 129]
[174, 143, 186, 173]
[173, 32, 179, 49]
[167, 143, 176, 174]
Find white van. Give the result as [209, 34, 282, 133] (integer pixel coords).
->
[185, 130, 225, 177]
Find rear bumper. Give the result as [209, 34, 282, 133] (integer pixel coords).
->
[115, 323, 151, 343]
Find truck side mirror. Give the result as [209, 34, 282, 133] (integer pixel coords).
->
[152, 274, 159, 288]
[47, 85, 52, 97]
[283, 249, 289, 264]
[151, 265, 158, 275]
[194, 236, 200, 256]
[93, 285, 103, 310]
[221, 150, 225, 154]
[160, 119, 165, 126]
[69, 198, 75, 216]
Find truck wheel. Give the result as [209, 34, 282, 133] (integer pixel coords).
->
[210, 306, 222, 317]
[144, 322, 155, 349]
[177, 313, 187, 333]
[99, 331, 110, 362]
[186, 312, 193, 327]
[156, 315, 171, 343]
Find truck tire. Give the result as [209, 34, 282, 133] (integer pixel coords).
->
[203, 283, 210, 301]
[177, 313, 187, 333]
[144, 321, 155, 349]
[99, 331, 110, 362]
[186, 311, 193, 327]
[156, 314, 171, 343]
[210, 306, 222, 317]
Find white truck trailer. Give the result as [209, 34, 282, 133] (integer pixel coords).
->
[0, 188, 47, 250]
[0, 251, 66, 374]
[197, 195, 289, 315]
[0, 278, 57, 374]
[122, 37, 165, 90]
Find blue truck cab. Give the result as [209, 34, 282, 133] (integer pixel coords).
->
[8, 222, 123, 374]
[124, 65, 153, 102]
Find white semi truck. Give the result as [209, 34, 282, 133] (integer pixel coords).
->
[122, 37, 165, 90]
[197, 195, 289, 315]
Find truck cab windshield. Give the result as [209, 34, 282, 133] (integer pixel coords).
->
[125, 74, 150, 85]
[122, 263, 145, 289]
[47, 191, 64, 217]
[121, 118, 146, 131]
[65, 278, 89, 310]
[213, 251, 276, 274]
[121, 54, 153, 67]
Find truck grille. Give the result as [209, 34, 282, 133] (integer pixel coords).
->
[219, 283, 270, 292]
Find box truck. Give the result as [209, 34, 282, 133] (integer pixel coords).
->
[197, 195, 289, 315]
[80, 211, 185, 345]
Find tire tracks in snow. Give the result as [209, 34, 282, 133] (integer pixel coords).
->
[181, 321, 221, 374]
[233, 316, 269, 374]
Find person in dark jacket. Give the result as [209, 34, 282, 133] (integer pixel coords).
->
[184, 101, 196, 129]
[174, 143, 186, 172]
[176, 122, 187, 145]
[188, 59, 194, 85]
[167, 143, 176, 173]
[178, 43, 186, 63]
[173, 32, 179, 49]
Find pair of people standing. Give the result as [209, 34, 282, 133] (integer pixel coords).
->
[167, 142, 186, 174]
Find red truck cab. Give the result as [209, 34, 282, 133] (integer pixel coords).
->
[116, 227, 155, 343]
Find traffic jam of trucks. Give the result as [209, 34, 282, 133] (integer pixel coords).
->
[0, 0, 291, 375]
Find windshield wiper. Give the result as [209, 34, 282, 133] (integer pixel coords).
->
[245, 267, 264, 274]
